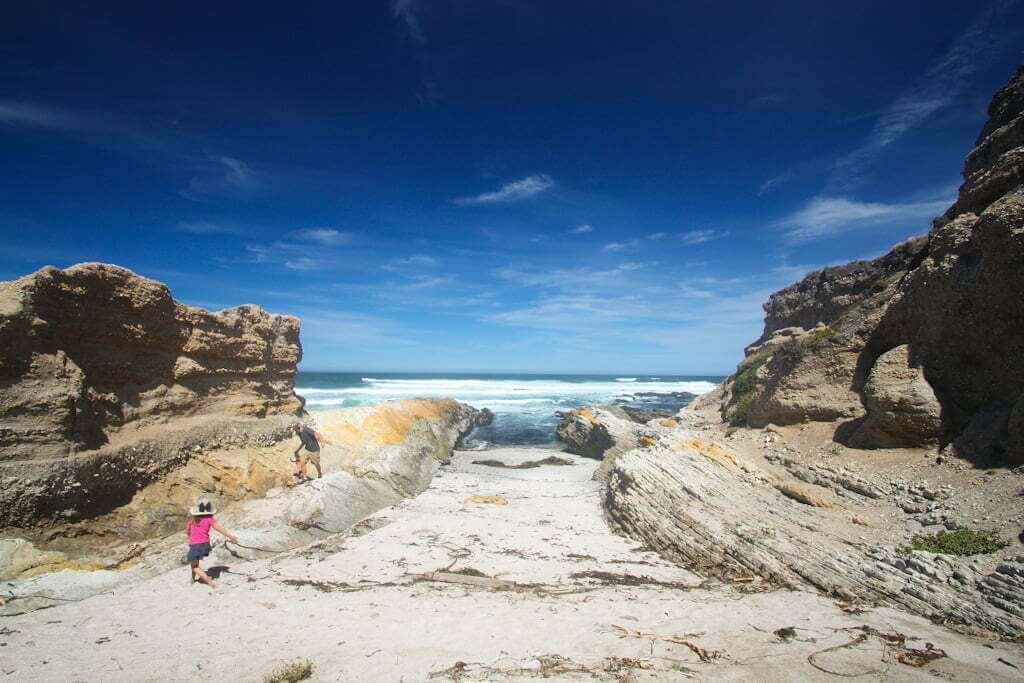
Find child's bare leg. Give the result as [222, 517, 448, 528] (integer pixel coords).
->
[191, 561, 215, 588]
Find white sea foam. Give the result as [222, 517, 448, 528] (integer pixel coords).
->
[298, 377, 718, 411]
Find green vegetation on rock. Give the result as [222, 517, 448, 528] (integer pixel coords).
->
[899, 528, 1008, 557]
[265, 659, 314, 683]
[803, 325, 836, 347]
[729, 349, 773, 426]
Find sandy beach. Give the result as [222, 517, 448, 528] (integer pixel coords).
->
[2, 446, 1021, 681]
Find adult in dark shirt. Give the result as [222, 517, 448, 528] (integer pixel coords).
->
[292, 424, 329, 481]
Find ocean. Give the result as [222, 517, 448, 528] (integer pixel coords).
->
[296, 372, 724, 448]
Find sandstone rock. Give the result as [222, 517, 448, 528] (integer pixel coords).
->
[705, 67, 1024, 462]
[2, 398, 485, 611]
[0, 263, 303, 526]
[851, 345, 942, 447]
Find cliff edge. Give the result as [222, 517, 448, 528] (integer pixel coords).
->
[0, 262, 303, 526]
[705, 66, 1024, 465]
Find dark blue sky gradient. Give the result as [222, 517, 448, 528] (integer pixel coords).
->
[1, 2, 1022, 372]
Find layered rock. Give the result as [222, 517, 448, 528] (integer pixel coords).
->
[603, 433, 1024, 637]
[0, 263, 303, 526]
[2, 398, 487, 612]
[713, 67, 1024, 463]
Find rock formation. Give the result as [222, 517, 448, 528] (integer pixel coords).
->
[556, 406, 678, 480]
[603, 431, 1024, 638]
[2, 398, 488, 612]
[0, 262, 303, 527]
[708, 66, 1024, 464]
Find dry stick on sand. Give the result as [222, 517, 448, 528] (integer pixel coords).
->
[611, 624, 722, 663]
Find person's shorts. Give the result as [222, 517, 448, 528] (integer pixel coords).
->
[187, 542, 211, 561]
[294, 450, 320, 465]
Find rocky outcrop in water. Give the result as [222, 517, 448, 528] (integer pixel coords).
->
[710, 67, 1024, 464]
[556, 406, 679, 480]
[0, 263, 303, 527]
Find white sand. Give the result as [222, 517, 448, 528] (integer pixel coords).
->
[1, 448, 1021, 681]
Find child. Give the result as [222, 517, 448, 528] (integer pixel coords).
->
[186, 497, 238, 588]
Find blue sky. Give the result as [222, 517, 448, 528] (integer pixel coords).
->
[1, 2, 1022, 374]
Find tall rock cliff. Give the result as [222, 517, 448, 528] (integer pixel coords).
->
[0, 263, 303, 526]
[709, 66, 1024, 464]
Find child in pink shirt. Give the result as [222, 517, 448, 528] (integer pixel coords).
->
[186, 497, 238, 588]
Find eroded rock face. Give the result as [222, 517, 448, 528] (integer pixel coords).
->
[556, 406, 678, 481]
[851, 345, 943, 448]
[604, 435, 1024, 637]
[0, 263, 303, 526]
[714, 67, 1024, 463]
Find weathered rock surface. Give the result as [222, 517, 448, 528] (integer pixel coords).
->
[604, 433, 1024, 637]
[0, 263, 303, 526]
[711, 67, 1024, 462]
[1, 399, 486, 612]
[851, 344, 943, 447]
[555, 406, 675, 480]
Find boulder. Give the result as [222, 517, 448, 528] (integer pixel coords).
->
[850, 345, 942, 447]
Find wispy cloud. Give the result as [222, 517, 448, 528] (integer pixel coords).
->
[391, 0, 442, 104]
[453, 174, 555, 205]
[776, 195, 952, 242]
[646, 232, 668, 240]
[176, 220, 246, 236]
[181, 156, 261, 201]
[0, 101, 89, 130]
[284, 257, 326, 271]
[602, 239, 641, 253]
[290, 228, 353, 246]
[758, 172, 794, 196]
[571, 224, 594, 234]
[392, 0, 425, 46]
[382, 254, 439, 271]
[828, 1, 1020, 191]
[679, 229, 727, 245]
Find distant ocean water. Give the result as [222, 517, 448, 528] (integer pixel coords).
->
[296, 372, 724, 448]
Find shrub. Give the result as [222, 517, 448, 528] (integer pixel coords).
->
[803, 325, 836, 347]
[728, 349, 773, 426]
[899, 528, 1007, 557]
[265, 659, 314, 683]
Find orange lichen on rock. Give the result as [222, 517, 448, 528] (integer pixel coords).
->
[322, 399, 459, 449]
[659, 418, 679, 428]
[639, 435, 658, 447]
[674, 438, 742, 470]
[576, 408, 601, 426]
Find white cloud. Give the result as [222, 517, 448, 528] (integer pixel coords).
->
[777, 195, 951, 242]
[284, 257, 325, 271]
[182, 155, 261, 201]
[291, 228, 352, 246]
[453, 174, 555, 205]
[757, 172, 794, 196]
[679, 229, 727, 245]
[382, 254, 439, 271]
[0, 101, 86, 130]
[828, 2, 1018, 191]
[646, 232, 668, 240]
[571, 224, 594, 234]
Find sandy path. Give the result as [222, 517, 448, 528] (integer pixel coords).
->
[2, 448, 1022, 681]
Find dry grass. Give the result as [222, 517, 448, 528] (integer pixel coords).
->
[264, 658, 314, 683]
